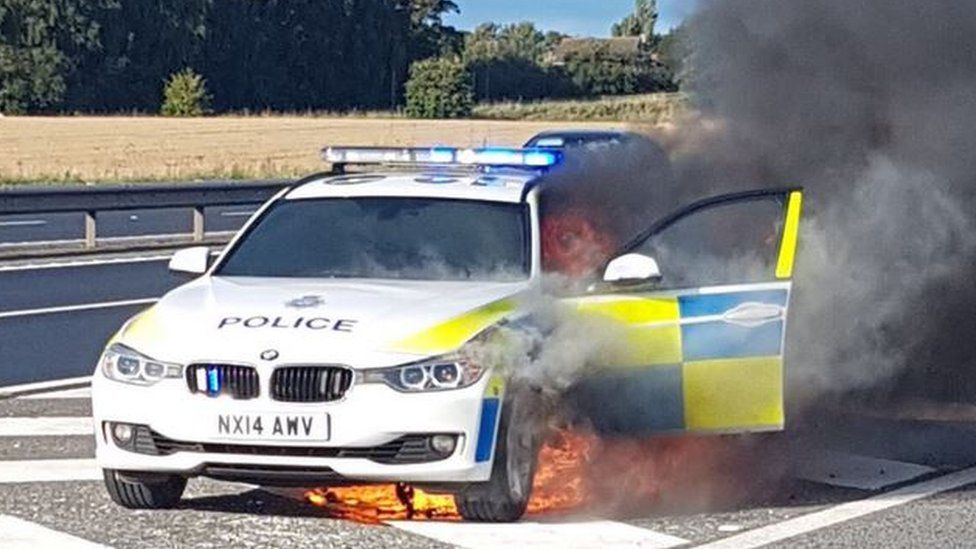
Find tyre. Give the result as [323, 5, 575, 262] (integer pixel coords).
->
[456, 389, 541, 522]
[103, 469, 187, 509]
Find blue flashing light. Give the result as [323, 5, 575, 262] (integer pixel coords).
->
[428, 148, 456, 164]
[206, 366, 220, 394]
[323, 146, 561, 169]
[523, 150, 559, 167]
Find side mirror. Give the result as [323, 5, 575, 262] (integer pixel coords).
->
[603, 253, 662, 285]
[168, 246, 210, 276]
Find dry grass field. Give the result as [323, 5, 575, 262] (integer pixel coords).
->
[0, 116, 646, 184]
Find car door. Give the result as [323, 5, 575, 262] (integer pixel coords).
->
[565, 188, 803, 436]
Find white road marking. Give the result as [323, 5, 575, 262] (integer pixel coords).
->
[0, 459, 101, 483]
[0, 514, 108, 548]
[220, 211, 255, 218]
[389, 520, 689, 549]
[20, 386, 92, 400]
[793, 449, 936, 490]
[0, 417, 93, 437]
[0, 254, 171, 272]
[696, 465, 976, 549]
[0, 220, 47, 227]
[0, 297, 157, 319]
[0, 376, 91, 398]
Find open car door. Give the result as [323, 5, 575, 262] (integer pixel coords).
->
[567, 188, 803, 436]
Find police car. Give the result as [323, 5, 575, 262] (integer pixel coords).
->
[92, 143, 803, 522]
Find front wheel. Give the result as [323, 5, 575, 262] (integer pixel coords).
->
[456, 389, 541, 522]
[103, 469, 187, 509]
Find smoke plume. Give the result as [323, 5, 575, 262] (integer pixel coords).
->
[673, 0, 976, 403]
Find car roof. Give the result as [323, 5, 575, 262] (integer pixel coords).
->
[524, 129, 637, 146]
[285, 170, 540, 204]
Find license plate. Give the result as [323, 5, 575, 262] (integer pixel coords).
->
[215, 413, 330, 441]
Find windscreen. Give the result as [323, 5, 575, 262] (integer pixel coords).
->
[216, 197, 529, 281]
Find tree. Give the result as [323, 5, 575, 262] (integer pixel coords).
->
[66, 0, 210, 112]
[161, 67, 210, 116]
[0, 0, 105, 113]
[404, 56, 473, 118]
[462, 22, 572, 102]
[612, 0, 658, 43]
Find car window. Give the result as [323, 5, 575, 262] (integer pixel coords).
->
[216, 198, 530, 282]
[635, 197, 786, 288]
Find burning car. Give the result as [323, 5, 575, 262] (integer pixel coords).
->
[92, 143, 802, 522]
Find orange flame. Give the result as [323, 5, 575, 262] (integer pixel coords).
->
[305, 430, 596, 522]
[305, 429, 764, 522]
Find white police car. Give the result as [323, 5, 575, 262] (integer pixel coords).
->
[93, 144, 803, 522]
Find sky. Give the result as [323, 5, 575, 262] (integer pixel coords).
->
[445, 0, 702, 37]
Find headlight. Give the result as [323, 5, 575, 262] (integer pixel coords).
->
[362, 355, 484, 393]
[100, 343, 183, 386]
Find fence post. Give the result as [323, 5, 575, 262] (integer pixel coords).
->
[84, 211, 97, 249]
[192, 206, 205, 242]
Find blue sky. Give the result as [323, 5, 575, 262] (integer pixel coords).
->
[445, 0, 701, 37]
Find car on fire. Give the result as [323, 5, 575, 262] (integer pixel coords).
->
[92, 142, 803, 522]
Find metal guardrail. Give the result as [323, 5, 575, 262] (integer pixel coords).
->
[0, 180, 292, 251]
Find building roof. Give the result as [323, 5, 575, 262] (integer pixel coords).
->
[549, 36, 644, 63]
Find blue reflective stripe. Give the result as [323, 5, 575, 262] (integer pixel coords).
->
[679, 290, 788, 318]
[681, 320, 784, 361]
[475, 398, 501, 463]
[207, 366, 221, 394]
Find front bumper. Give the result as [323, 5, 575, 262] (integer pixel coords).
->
[91, 370, 497, 484]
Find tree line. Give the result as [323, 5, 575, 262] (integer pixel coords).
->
[0, 0, 685, 116]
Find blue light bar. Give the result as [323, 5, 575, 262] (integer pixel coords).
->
[323, 146, 561, 169]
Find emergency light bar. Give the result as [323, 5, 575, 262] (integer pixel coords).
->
[323, 146, 561, 170]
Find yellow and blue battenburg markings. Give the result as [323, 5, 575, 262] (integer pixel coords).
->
[570, 287, 788, 435]
[571, 190, 802, 435]
[475, 376, 506, 462]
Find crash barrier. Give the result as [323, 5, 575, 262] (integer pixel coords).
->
[0, 180, 291, 255]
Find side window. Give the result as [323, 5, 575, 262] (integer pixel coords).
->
[636, 196, 787, 288]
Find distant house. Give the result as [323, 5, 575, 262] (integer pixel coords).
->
[547, 36, 650, 66]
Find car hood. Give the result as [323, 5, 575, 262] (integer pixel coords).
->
[117, 276, 530, 369]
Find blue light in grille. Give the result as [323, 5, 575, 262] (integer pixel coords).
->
[206, 366, 221, 394]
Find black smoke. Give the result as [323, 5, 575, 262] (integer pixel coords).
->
[676, 0, 976, 404]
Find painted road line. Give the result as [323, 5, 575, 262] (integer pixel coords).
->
[0, 376, 91, 399]
[389, 520, 689, 549]
[220, 211, 255, 217]
[0, 459, 101, 483]
[20, 386, 92, 400]
[696, 465, 976, 549]
[792, 449, 936, 490]
[0, 417, 93, 437]
[0, 254, 171, 272]
[0, 514, 109, 548]
[0, 298, 157, 320]
[0, 220, 48, 228]
[0, 255, 172, 272]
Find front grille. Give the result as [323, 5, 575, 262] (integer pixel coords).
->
[271, 366, 353, 402]
[129, 426, 453, 464]
[201, 463, 346, 486]
[186, 364, 259, 399]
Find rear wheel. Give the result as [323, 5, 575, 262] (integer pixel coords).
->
[103, 469, 186, 509]
[456, 389, 541, 522]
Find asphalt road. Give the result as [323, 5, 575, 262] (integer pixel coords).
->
[2, 251, 976, 546]
[0, 205, 256, 245]
[2, 389, 976, 548]
[0, 256, 181, 385]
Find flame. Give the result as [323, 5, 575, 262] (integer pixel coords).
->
[306, 484, 458, 523]
[305, 429, 764, 522]
[305, 430, 596, 522]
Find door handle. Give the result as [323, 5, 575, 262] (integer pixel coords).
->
[721, 302, 784, 327]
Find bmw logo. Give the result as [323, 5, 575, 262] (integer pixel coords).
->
[286, 295, 325, 309]
[260, 349, 280, 361]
